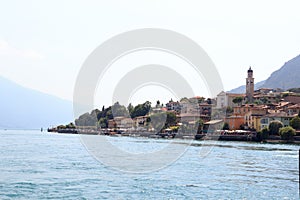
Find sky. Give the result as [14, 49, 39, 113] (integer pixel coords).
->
[1, 0, 300, 107]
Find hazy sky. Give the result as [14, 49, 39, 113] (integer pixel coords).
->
[1, 0, 300, 107]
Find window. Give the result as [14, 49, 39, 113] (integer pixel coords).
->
[261, 118, 268, 124]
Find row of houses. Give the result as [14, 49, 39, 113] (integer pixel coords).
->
[166, 98, 212, 116]
[103, 68, 300, 134]
[108, 116, 147, 130]
[107, 112, 211, 131]
[225, 103, 300, 131]
[107, 91, 300, 133]
[216, 89, 300, 109]
[107, 97, 213, 131]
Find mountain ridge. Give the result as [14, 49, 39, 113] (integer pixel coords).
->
[229, 54, 300, 93]
[261, 54, 300, 89]
[228, 80, 265, 94]
[0, 76, 73, 129]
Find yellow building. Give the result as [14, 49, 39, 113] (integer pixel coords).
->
[244, 108, 267, 131]
[252, 115, 262, 131]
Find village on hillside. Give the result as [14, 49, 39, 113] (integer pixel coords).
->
[51, 68, 300, 142]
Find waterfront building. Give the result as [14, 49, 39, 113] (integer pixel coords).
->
[199, 103, 212, 116]
[244, 107, 267, 131]
[225, 115, 244, 130]
[166, 100, 181, 113]
[133, 115, 148, 128]
[108, 117, 133, 129]
[230, 104, 267, 131]
[287, 104, 300, 116]
[260, 112, 293, 130]
[203, 119, 224, 133]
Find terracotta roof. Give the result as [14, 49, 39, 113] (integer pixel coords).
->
[288, 104, 300, 109]
[265, 112, 291, 118]
[204, 119, 223, 125]
[180, 113, 200, 117]
[277, 102, 291, 107]
[227, 93, 245, 97]
[226, 115, 244, 119]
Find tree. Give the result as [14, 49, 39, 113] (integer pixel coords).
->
[98, 117, 108, 128]
[254, 100, 262, 105]
[279, 126, 296, 141]
[226, 107, 233, 114]
[156, 100, 160, 108]
[75, 112, 98, 126]
[111, 102, 128, 117]
[268, 120, 283, 135]
[57, 125, 66, 129]
[148, 112, 166, 132]
[261, 127, 269, 138]
[180, 97, 189, 103]
[290, 116, 300, 130]
[282, 93, 289, 98]
[260, 97, 268, 104]
[127, 103, 134, 115]
[148, 112, 177, 132]
[166, 112, 177, 127]
[232, 96, 243, 106]
[222, 122, 230, 130]
[196, 119, 204, 130]
[256, 127, 269, 141]
[66, 122, 75, 129]
[206, 98, 212, 104]
[288, 88, 300, 93]
[131, 101, 151, 118]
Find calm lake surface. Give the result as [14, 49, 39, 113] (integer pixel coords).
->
[0, 130, 299, 199]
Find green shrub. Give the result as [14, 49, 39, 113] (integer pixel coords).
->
[290, 116, 300, 130]
[269, 120, 283, 135]
[279, 126, 296, 141]
[257, 127, 269, 141]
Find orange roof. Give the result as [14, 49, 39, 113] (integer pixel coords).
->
[288, 104, 300, 109]
[161, 107, 168, 111]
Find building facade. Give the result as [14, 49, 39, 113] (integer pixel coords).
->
[216, 91, 245, 109]
[260, 113, 293, 130]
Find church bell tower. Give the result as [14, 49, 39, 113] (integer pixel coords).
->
[246, 67, 254, 103]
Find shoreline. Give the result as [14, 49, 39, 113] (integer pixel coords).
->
[48, 128, 300, 145]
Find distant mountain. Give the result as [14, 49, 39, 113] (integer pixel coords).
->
[228, 80, 265, 94]
[229, 54, 300, 93]
[261, 54, 300, 90]
[0, 76, 73, 129]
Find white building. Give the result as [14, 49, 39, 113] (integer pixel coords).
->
[216, 91, 245, 109]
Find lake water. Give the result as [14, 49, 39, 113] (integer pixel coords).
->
[0, 130, 299, 199]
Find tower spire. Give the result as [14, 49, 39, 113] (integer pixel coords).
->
[246, 67, 254, 103]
